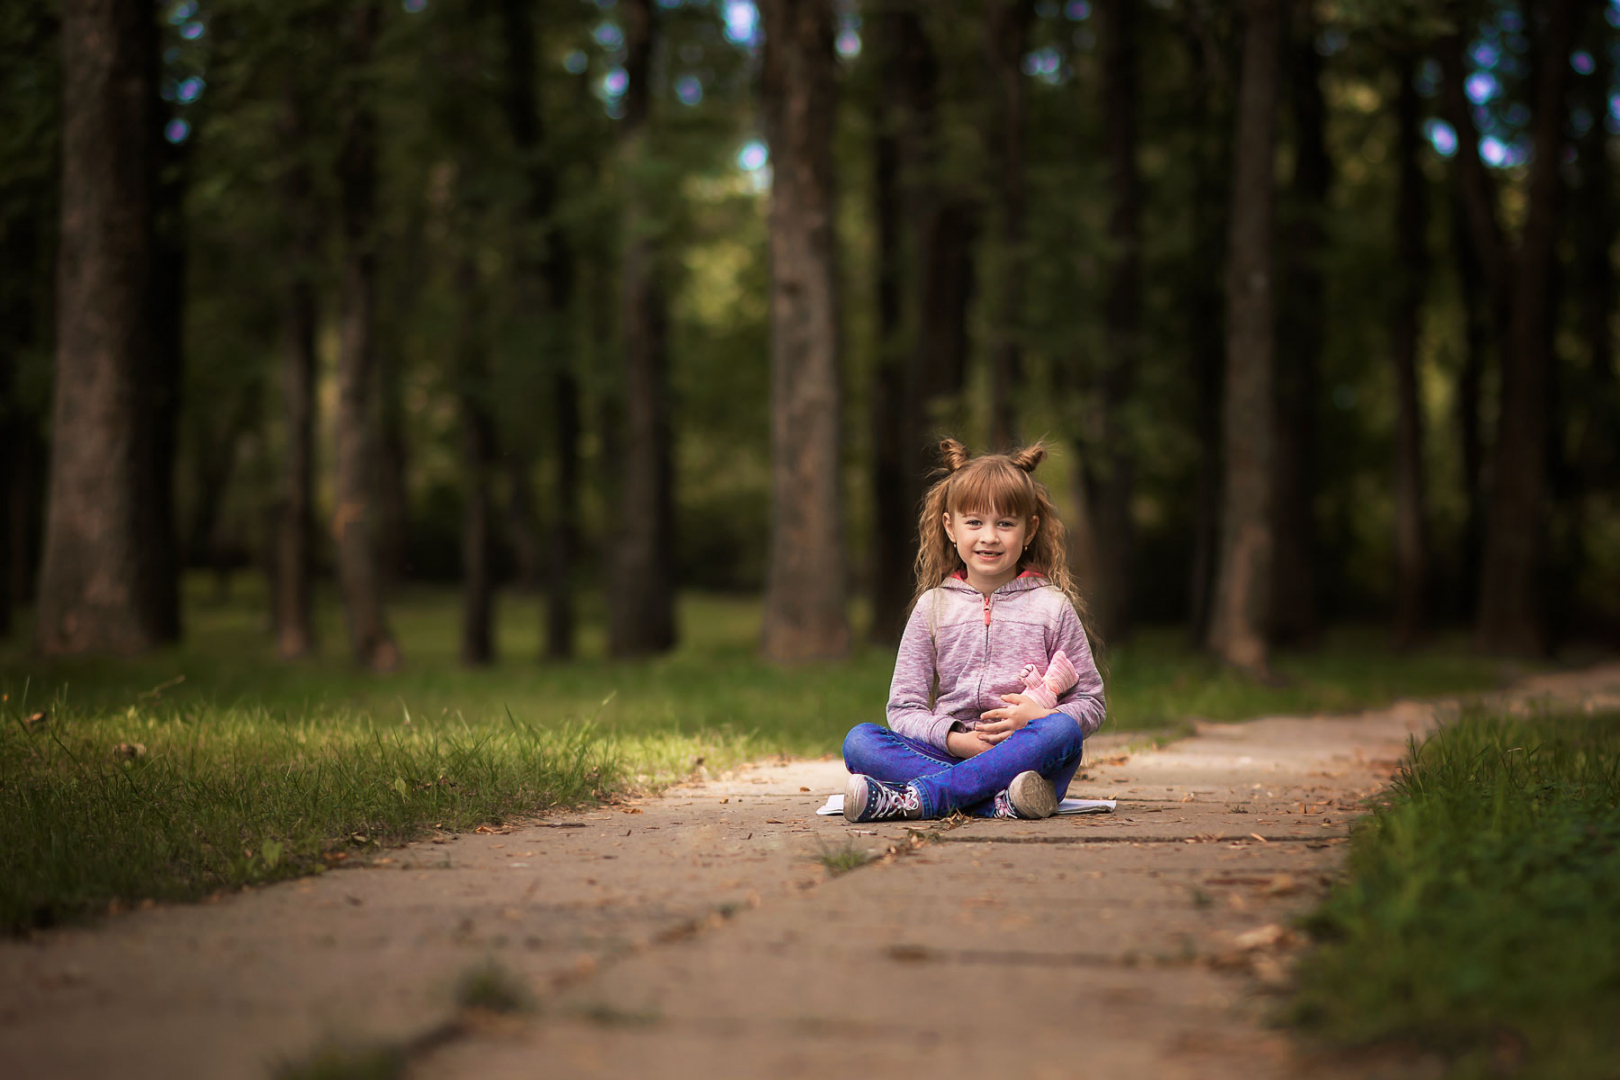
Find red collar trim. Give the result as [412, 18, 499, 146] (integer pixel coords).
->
[950, 569, 1042, 581]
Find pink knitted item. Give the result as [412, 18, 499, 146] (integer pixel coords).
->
[1017, 650, 1078, 710]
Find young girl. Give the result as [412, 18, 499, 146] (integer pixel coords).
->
[843, 439, 1106, 821]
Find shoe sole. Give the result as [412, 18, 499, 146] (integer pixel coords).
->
[1007, 771, 1058, 819]
[843, 773, 869, 822]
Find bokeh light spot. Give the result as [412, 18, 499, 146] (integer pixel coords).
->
[1064, 0, 1089, 18]
[181, 21, 204, 41]
[676, 75, 703, 105]
[1464, 71, 1498, 104]
[723, 1, 759, 47]
[738, 139, 768, 172]
[1470, 41, 1499, 69]
[1423, 118, 1458, 158]
[1572, 50, 1595, 76]
[603, 66, 629, 98]
[594, 22, 624, 49]
[836, 29, 861, 58]
[564, 51, 588, 74]
[164, 118, 190, 144]
[168, 1, 197, 26]
[177, 76, 204, 104]
[1479, 135, 1509, 167]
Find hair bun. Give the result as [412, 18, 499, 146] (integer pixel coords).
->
[938, 438, 971, 473]
[1009, 441, 1047, 473]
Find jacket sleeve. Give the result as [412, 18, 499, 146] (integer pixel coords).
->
[885, 595, 960, 752]
[1049, 600, 1107, 737]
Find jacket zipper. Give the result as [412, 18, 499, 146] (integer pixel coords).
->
[978, 594, 994, 712]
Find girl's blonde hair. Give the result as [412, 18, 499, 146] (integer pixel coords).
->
[913, 438, 1084, 615]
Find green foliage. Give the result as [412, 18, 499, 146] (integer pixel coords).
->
[813, 837, 877, 876]
[1291, 708, 1620, 1079]
[269, 1042, 406, 1080]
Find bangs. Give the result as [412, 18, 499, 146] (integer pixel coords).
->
[946, 459, 1038, 520]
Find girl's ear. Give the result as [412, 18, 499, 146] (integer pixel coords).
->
[942, 511, 956, 543]
[1027, 515, 1039, 538]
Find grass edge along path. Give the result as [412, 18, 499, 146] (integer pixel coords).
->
[0, 700, 769, 933]
[1289, 705, 1620, 1080]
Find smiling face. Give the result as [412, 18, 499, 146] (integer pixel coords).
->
[944, 506, 1038, 595]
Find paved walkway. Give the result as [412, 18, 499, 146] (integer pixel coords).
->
[3, 665, 1617, 1079]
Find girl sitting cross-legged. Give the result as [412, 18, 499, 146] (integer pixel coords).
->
[843, 438, 1106, 822]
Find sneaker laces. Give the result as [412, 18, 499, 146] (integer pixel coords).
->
[871, 781, 921, 819]
[991, 790, 1017, 819]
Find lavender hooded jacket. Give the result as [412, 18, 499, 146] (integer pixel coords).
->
[886, 572, 1106, 752]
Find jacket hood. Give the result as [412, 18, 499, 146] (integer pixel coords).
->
[941, 570, 1050, 597]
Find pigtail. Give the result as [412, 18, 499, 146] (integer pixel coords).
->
[937, 438, 972, 474]
[1008, 441, 1047, 473]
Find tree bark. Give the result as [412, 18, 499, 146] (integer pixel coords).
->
[608, 0, 677, 657]
[1178, 6, 1232, 645]
[760, 0, 849, 661]
[375, 336, 410, 583]
[1451, 197, 1489, 620]
[332, 0, 400, 671]
[456, 252, 496, 665]
[1461, 0, 1576, 654]
[146, 129, 186, 641]
[36, 0, 161, 656]
[985, 0, 1033, 451]
[1269, 0, 1326, 645]
[1207, 0, 1279, 673]
[274, 81, 318, 659]
[1390, 52, 1430, 646]
[1084, 0, 1141, 642]
[866, 8, 911, 645]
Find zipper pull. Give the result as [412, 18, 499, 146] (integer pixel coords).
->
[983, 596, 992, 625]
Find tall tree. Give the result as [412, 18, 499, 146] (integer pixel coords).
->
[1269, 0, 1327, 645]
[1178, 6, 1233, 645]
[609, 0, 677, 657]
[273, 78, 318, 660]
[146, 125, 187, 641]
[36, 0, 161, 655]
[866, 5, 918, 645]
[499, 0, 581, 660]
[456, 248, 497, 665]
[984, 0, 1034, 451]
[1389, 50, 1431, 646]
[1084, 0, 1142, 642]
[760, 0, 848, 661]
[1206, 0, 1280, 673]
[331, 0, 400, 671]
[1439, 0, 1576, 654]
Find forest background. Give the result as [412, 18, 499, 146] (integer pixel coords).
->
[2, 0, 1618, 683]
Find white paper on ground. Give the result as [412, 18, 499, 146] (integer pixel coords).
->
[815, 794, 1116, 817]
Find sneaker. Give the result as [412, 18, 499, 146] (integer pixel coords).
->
[1005, 770, 1058, 819]
[844, 773, 924, 822]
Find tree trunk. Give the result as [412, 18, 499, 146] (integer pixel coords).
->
[1571, 17, 1617, 631]
[985, 0, 1033, 451]
[1390, 52, 1430, 647]
[1084, 0, 1141, 642]
[608, 0, 677, 657]
[332, 0, 400, 672]
[36, 0, 161, 656]
[1471, 0, 1576, 655]
[375, 338, 410, 583]
[457, 253, 496, 665]
[499, 0, 581, 659]
[274, 82, 318, 659]
[865, 8, 911, 645]
[1452, 197, 1489, 620]
[1179, 9, 1231, 645]
[1206, 0, 1279, 673]
[146, 130, 186, 642]
[1269, 0, 1326, 645]
[760, 0, 849, 661]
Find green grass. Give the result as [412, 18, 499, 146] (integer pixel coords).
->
[1290, 707, 1620, 1079]
[0, 576, 1552, 932]
[454, 959, 535, 1014]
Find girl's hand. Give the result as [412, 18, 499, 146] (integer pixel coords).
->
[976, 692, 1046, 743]
[946, 728, 995, 759]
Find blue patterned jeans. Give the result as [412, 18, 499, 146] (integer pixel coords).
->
[841, 713, 1085, 819]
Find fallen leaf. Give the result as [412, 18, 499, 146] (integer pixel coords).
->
[1249, 832, 1269, 843]
[111, 742, 147, 760]
[24, 711, 49, 732]
[765, 819, 784, 824]
[622, 807, 643, 815]
[799, 786, 810, 792]
[1233, 923, 1293, 951]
